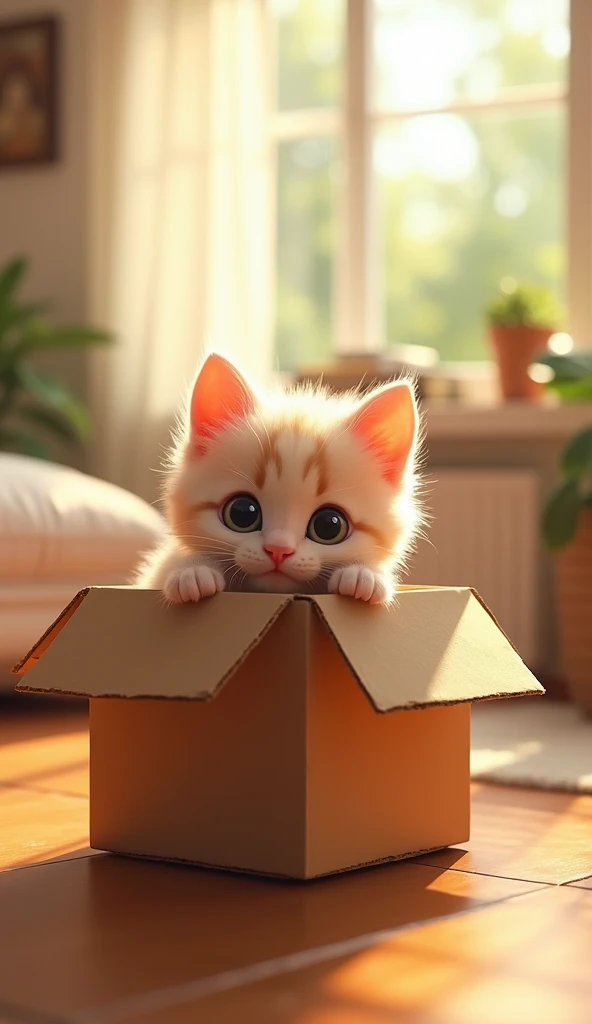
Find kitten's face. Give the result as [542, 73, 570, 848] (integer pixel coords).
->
[166, 355, 419, 594]
[169, 419, 413, 593]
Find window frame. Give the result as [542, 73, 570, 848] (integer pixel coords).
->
[271, 0, 581, 362]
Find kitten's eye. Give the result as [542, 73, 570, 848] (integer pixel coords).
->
[307, 506, 349, 545]
[222, 494, 262, 533]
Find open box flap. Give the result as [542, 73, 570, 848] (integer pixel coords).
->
[309, 588, 544, 712]
[13, 586, 91, 674]
[14, 586, 543, 709]
[14, 588, 291, 699]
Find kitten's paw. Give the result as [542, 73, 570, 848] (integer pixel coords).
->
[328, 565, 391, 605]
[164, 565, 226, 604]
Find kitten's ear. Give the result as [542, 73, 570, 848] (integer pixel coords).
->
[350, 381, 419, 484]
[189, 354, 256, 453]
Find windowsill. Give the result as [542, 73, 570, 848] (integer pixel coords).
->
[424, 399, 591, 441]
[290, 359, 590, 441]
[291, 357, 591, 442]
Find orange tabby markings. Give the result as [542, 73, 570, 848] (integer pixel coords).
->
[350, 518, 389, 552]
[302, 439, 329, 497]
[135, 353, 422, 606]
[191, 501, 219, 514]
[254, 428, 283, 489]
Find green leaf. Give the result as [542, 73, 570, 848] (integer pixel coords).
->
[561, 427, 592, 478]
[542, 479, 581, 550]
[21, 324, 113, 352]
[0, 257, 27, 311]
[537, 352, 592, 380]
[485, 282, 563, 329]
[0, 427, 50, 459]
[0, 303, 47, 346]
[0, 366, 21, 418]
[537, 352, 592, 401]
[545, 377, 592, 401]
[16, 404, 84, 444]
[17, 365, 90, 441]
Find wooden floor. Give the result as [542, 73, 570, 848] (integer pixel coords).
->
[1, 697, 591, 1024]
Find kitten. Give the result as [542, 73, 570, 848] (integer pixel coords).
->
[135, 353, 422, 605]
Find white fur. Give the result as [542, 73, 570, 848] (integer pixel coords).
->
[135, 358, 422, 606]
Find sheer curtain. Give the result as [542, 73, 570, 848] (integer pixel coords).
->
[89, 0, 274, 500]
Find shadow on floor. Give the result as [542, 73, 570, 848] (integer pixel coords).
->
[0, 851, 515, 1020]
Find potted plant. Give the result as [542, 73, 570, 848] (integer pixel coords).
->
[485, 281, 562, 400]
[0, 256, 112, 459]
[540, 352, 592, 716]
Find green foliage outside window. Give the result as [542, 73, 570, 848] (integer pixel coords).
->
[274, 0, 567, 369]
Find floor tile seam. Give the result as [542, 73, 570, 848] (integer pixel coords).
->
[559, 870, 592, 886]
[0, 780, 88, 803]
[0, 996, 70, 1024]
[1, 850, 100, 875]
[69, 885, 556, 1024]
[416, 860, 581, 886]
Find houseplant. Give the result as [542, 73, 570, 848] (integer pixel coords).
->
[541, 352, 592, 715]
[0, 256, 112, 459]
[485, 281, 562, 400]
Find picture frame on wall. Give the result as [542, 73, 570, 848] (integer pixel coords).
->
[0, 16, 59, 168]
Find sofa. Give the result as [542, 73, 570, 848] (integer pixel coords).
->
[0, 454, 165, 684]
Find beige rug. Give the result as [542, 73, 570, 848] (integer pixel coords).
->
[470, 697, 592, 793]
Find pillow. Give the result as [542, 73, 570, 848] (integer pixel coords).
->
[0, 454, 166, 582]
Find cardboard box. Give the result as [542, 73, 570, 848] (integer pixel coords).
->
[13, 586, 543, 879]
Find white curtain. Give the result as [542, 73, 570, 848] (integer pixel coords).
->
[89, 0, 274, 501]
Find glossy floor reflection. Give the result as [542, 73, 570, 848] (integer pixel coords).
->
[1, 700, 591, 1024]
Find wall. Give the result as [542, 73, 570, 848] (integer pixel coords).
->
[0, 0, 92, 469]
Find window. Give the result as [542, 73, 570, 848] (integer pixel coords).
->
[273, 0, 343, 371]
[270, 0, 570, 370]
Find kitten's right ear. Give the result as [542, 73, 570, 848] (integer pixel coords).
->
[189, 354, 256, 453]
[349, 379, 419, 485]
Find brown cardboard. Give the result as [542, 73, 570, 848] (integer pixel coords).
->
[304, 609, 470, 877]
[13, 586, 543, 879]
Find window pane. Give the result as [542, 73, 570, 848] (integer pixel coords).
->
[376, 109, 565, 360]
[373, 0, 569, 111]
[272, 0, 344, 111]
[276, 138, 338, 370]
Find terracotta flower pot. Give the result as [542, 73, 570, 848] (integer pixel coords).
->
[488, 325, 553, 400]
[555, 507, 592, 717]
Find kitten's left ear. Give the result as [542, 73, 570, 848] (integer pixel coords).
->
[190, 354, 256, 453]
[350, 380, 419, 484]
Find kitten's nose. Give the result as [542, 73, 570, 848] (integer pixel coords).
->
[264, 543, 295, 566]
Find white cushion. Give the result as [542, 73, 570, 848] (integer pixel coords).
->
[0, 582, 102, 670]
[0, 453, 165, 582]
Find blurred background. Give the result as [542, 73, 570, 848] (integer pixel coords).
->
[0, 1, 577, 470]
[1, 0, 592, 713]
